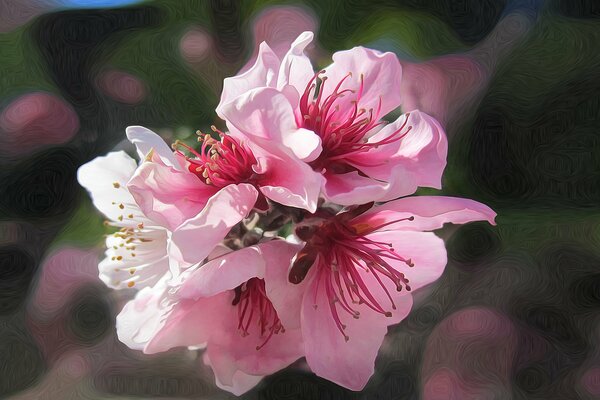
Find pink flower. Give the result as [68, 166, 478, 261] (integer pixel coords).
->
[287, 196, 496, 390]
[218, 32, 448, 205]
[125, 125, 321, 224]
[117, 240, 305, 395]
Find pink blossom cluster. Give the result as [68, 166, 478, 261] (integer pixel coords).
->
[78, 32, 496, 395]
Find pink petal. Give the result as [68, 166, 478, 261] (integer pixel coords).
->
[277, 31, 315, 94]
[221, 87, 322, 162]
[205, 350, 264, 396]
[144, 292, 233, 354]
[77, 151, 139, 223]
[352, 196, 497, 233]
[301, 268, 413, 390]
[168, 183, 258, 268]
[127, 157, 217, 230]
[255, 148, 323, 212]
[116, 279, 172, 351]
[321, 170, 389, 205]
[216, 42, 280, 118]
[366, 231, 447, 292]
[260, 240, 304, 329]
[177, 246, 265, 299]
[126, 126, 180, 168]
[204, 311, 304, 382]
[321, 46, 402, 118]
[350, 110, 448, 196]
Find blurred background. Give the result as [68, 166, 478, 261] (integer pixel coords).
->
[1, 0, 600, 399]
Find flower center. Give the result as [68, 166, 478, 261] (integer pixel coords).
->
[290, 213, 414, 341]
[232, 277, 284, 349]
[174, 127, 257, 187]
[299, 72, 412, 172]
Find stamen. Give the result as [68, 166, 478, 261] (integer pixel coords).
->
[233, 278, 285, 349]
[173, 132, 257, 188]
[300, 214, 415, 340]
[299, 71, 410, 172]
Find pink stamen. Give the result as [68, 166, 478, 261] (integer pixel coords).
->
[294, 213, 416, 340]
[233, 278, 284, 349]
[173, 131, 257, 188]
[299, 71, 411, 172]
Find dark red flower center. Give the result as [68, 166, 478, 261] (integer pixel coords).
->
[290, 210, 414, 340]
[232, 277, 284, 350]
[299, 71, 412, 172]
[174, 128, 257, 188]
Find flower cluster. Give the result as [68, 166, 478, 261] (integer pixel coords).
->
[78, 32, 496, 395]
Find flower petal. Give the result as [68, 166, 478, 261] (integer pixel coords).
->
[99, 227, 169, 290]
[204, 349, 264, 396]
[116, 277, 172, 351]
[168, 183, 258, 269]
[321, 46, 402, 118]
[277, 31, 315, 94]
[221, 87, 322, 162]
[321, 170, 389, 205]
[144, 292, 232, 354]
[127, 157, 217, 230]
[352, 196, 497, 232]
[350, 110, 447, 196]
[177, 246, 265, 299]
[366, 231, 447, 292]
[260, 240, 304, 329]
[203, 306, 304, 383]
[216, 42, 280, 117]
[301, 268, 413, 390]
[255, 148, 323, 212]
[126, 126, 180, 168]
[77, 151, 141, 224]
